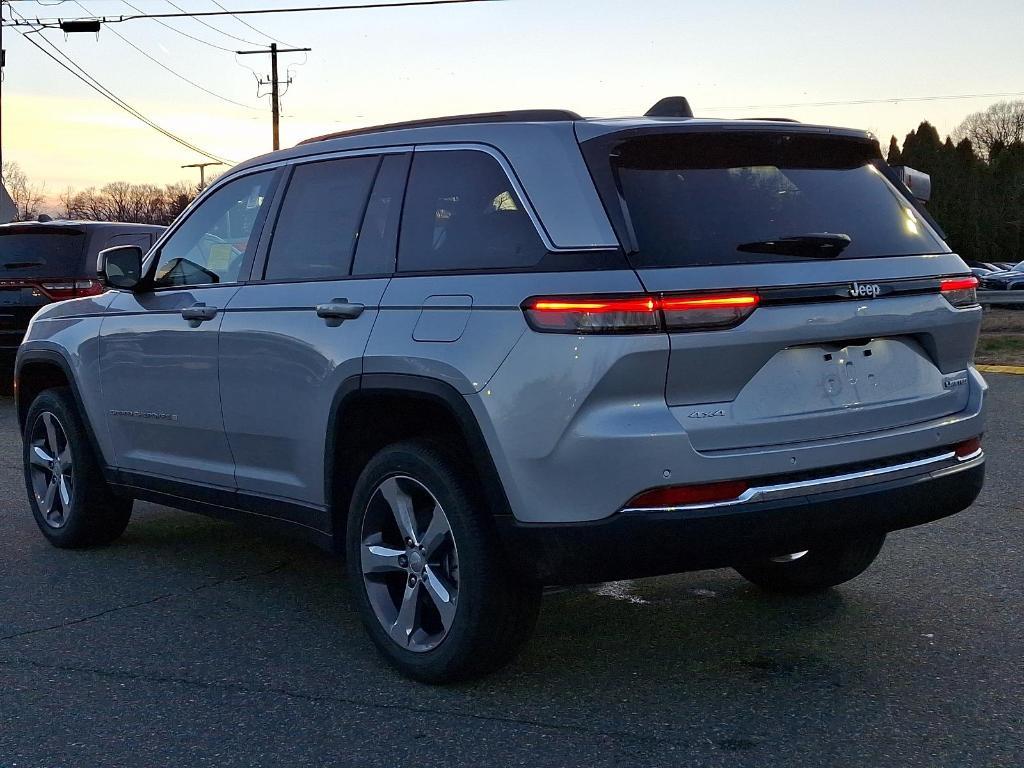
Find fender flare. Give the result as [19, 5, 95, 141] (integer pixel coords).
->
[324, 373, 514, 527]
[15, 348, 112, 476]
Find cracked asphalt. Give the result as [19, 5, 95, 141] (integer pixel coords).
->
[1, 379, 1022, 767]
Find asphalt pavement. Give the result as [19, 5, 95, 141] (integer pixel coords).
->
[1, 378, 1021, 767]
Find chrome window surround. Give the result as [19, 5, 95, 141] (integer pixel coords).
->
[622, 449, 984, 514]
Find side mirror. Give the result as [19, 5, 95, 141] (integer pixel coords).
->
[97, 245, 144, 290]
[889, 165, 932, 204]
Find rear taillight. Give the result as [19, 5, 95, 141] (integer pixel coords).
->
[39, 279, 103, 301]
[940, 276, 978, 308]
[523, 292, 759, 334]
[624, 480, 751, 509]
[661, 292, 760, 331]
[524, 296, 660, 333]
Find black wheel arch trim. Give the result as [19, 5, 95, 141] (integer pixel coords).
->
[15, 348, 112, 479]
[325, 373, 514, 533]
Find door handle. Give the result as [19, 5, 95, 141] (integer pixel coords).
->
[316, 299, 364, 326]
[181, 303, 219, 326]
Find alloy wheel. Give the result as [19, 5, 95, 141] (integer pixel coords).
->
[359, 475, 459, 653]
[29, 411, 74, 528]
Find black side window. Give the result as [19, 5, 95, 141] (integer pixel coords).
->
[106, 233, 153, 251]
[352, 153, 410, 275]
[264, 156, 379, 281]
[398, 150, 546, 272]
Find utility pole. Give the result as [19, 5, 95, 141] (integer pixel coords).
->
[181, 161, 224, 190]
[237, 43, 310, 151]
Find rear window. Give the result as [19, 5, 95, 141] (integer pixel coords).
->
[0, 229, 88, 278]
[604, 132, 947, 268]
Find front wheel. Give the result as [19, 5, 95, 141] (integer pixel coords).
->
[734, 534, 886, 594]
[23, 387, 133, 548]
[346, 440, 540, 683]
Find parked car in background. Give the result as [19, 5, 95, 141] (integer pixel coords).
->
[0, 220, 164, 369]
[980, 261, 1024, 290]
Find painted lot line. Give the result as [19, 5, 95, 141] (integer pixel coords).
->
[976, 364, 1024, 375]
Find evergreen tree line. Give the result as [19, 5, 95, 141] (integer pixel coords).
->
[887, 100, 1024, 265]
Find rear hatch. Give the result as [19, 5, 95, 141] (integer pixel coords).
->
[0, 226, 90, 347]
[581, 127, 978, 451]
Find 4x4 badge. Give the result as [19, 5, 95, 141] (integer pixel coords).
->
[849, 282, 882, 298]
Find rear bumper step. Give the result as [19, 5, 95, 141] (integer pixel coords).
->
[497, 454, 984, 585]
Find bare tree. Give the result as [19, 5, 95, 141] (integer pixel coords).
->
[2, 161, 46, 221]
[953, 100, 1024, 159]
[60, 180, 199, 225]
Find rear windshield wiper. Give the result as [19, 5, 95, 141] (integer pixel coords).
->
[2, 261, 45, 270]
[736, 233, 852, 259]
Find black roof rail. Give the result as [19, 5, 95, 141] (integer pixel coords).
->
[298, 109, 583, 145]
[749, 117, 801, 122]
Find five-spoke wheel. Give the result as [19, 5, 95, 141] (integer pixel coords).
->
[28, 411, 75, 528]
[360, 475, 459, 653]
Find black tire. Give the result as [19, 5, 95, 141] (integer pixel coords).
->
[23, 387, 132, 548]
[734, 534, 886, 594]
[346, 440, 540, 683]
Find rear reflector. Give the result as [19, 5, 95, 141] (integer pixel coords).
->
[940, 275, 978, 308]
[624, 480, 750, 509]
[953, 436, 982, 459]
[523, 292, 759, 334]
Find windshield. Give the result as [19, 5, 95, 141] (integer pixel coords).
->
[0, 229, 88, 278]
[608, 132, 948, 268]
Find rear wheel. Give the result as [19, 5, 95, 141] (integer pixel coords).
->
[346, 440, 540, 683]
[734, 534, 886, 593]
[23, 388, 132, 548]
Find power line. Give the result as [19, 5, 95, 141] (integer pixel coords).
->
[704, 91, 1024, 112]
[118, 0, 236, 53]
[162, 0, 263, 47]
[74, 0, 261, 111]
[10, 15, 233, 163]
[209, 0, 294, 47]
[1, 0, 504, 27]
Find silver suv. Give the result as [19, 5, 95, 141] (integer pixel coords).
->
[16, 102, 986, 682]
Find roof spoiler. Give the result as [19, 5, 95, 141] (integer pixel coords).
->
[644, 97, 694, 119]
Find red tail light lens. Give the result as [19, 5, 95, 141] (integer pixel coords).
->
[524, 296, 661, 333]
[523, 292, 759, 334]
[625, 480, 750, 509]
[940, 276, 978, 308]
[39, 279, 104, 301]
[661, 292, 760, 331]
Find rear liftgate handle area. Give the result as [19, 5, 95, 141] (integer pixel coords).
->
[316, 298, 365, 327]
[180, 303, 219, 327]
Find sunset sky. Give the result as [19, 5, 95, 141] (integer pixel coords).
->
[3, 0, 1023, 199]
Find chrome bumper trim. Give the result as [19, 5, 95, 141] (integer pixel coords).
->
[622, 450, 984, 514]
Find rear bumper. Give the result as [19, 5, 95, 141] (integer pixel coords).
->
[496, 454, 984, 586]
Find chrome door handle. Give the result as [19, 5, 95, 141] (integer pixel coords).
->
[181, 303, 218, 326]
[316, 300, 364, 325]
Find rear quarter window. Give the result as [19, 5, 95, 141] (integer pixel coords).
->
[595, 132, 948, 268]
[398, 149, 546, 273]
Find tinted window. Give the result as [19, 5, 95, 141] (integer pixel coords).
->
[398, 150, 545, 272]
[0, 230, 87, 278]
[353, 153, 410, 275]
[153, 171, 273, 288]
[106, 232, 153, 252]
[264, 156, 379, 281]
[607, 133, 948, 268]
